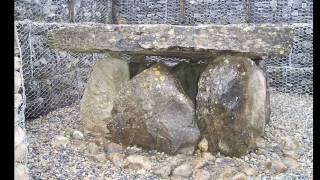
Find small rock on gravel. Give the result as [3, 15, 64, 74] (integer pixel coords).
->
[242, 166, 256, 176]
[283, 157, 300, 169]
[192, 157, 209, 169]
[232, 173, 247, 180]
[15, 143, 27, 163]
[107, 153, 126, 167]
[172, 163, 193, 178]
[14, 163, 29, 180]
[72, 130, 84, 140]
[51, 136, 69, 148]
[91, 153, 106, 163]
[153, 165, 171, 178]
[87, 142, 99, 154]
[198, 137, 208, 152]
[280, 136, 302, 150]
[193, 169, 211, 180]
[283, 150, 298, 159]
[217, 167, 238, 179]
[201, 152, 215, 161]
[104, 142, 124, 154]
[270, 160, 288, 175]
[126, 155, 152, 170]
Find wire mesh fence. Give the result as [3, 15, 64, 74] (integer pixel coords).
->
[15, 0, 313, 119]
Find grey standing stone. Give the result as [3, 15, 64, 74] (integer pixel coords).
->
[108, 63, 200, 155]
[196, 55, 269, 157]
[80, 56, 129, 136]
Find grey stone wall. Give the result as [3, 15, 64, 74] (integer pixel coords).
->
[15, 0, 112, 23]
[15, 31, 30, 179]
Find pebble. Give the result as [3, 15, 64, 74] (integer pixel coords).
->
[270, 160, 288, 175]
[192, 157, 209, 169]
[198, 137, 208, 152]
[282, 157, 300, 169]
[153, 165, 171, 178]
[201, 152, 215, 161]
[283, 150, 298, 159]
[107, 153, 126, 167]
[51, 136, 69, 148]
[72, 130, 84, 140]
[91, 153, 106, 163]
[15, 143, 28, 162]
[193, 169, 211, 180]
[217, 167, 237, 179]
[104, 142, 124, 154]
[14, 163, 29, 180]
[87, 142, 99, 154]
[15, 126, 26, 147]
[232, 173, 247, 180]
[243, 166, 256, 176]
[172, 163, 193, 177]
[126, 155, 152, 170]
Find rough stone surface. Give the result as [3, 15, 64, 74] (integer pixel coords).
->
[15, 163, 30, 180]
[15, 0, 112, 23]
[107, 153, 127, 167]
[283, 157, 300, 170]
[15, 143, 28, 163]
[87, 142, 99, 154]
[126, 155, 152, 170]
[108, 63, 200, 155]
[269, 160, 288, 175]
[153, 166, 171, 178]
[14, 54, 29, 179]
[196, 55, 269, 157]
[232, 173, 247, 180]
[192, 157, 209, 169]
[242, 166, 256, 176]
[217, 167, 238, 179]
[193, 169, 211, 180]
[172, 163, 193, 178]
[104, 142, 124, 154]
[80, 57, 129, 136]
[72, 130, 84, 140]
[198, 137, 209, 152]
[48, 24, 293, 58]
[51, 136, 70, 148]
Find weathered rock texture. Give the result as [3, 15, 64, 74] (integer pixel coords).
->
[80, 57, 129, 136]
[48, 24, 293, 59]
[256, 60, 271, 124]
[196, 55, 269, 157]
[15, 55, 30, 180]
[107, 64, 200, 155]
[15, 0, 112, 23]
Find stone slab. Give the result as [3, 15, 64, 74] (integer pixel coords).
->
[48, 24, 293, 59]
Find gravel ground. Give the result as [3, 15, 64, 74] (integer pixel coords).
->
[26, 92, 313, 180]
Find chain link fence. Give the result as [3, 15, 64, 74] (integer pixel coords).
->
[15, 0, 313, 119]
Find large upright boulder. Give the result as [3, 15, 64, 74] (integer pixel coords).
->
[80, 57, 129, 136]
[256, 60, 271, 124]
[196, 55, 269, 157]
[107, 64, 200, 155]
